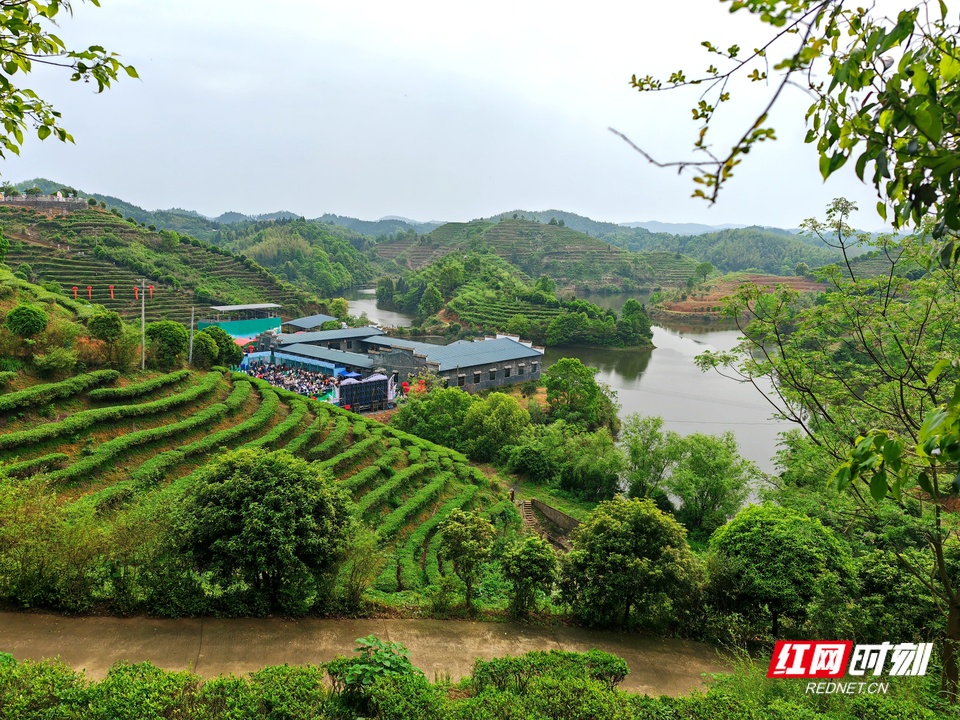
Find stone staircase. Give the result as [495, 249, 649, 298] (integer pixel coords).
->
[517, 499, 571, 552]
[520, 500, 537, 530]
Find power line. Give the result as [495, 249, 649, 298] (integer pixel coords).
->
[638, 385, 772, 411]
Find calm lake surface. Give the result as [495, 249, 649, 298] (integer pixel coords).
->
[343, 289, 791, 473]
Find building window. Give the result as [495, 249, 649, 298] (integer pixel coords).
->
[504, 366, 511, 378]
[457, 374, 465, 387]
[473, 372, 481, 384]
[489, 369, 497, 381]
[346, 340, 353, 349]
[518, 364, 525, 376]
[531, 363, 538, 374]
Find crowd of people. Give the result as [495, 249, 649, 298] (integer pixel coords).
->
[244, 361, 338, 399]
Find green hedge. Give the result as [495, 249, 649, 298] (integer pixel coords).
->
[339, 447, 405, 492]
[0, 369, 119, 412]
[0, 452, 69, 478]
[86, 369, 190, 401]
[383, 483, 478, 590]
[356, 462, 437, 515]
[352, 419, 369, 439]
[314, 435, 385, 476]
[45, 401, 230, 484]
[377, 471, 450, 543]
[308, 416, 351, 460]
[0, 370, 222, 451]
[247, 396, 308, 449]
[0, 371, 16, 386]
[285, 411, 325, 456]
[223, 378, 252, 414]
[131, 386, 280, 486]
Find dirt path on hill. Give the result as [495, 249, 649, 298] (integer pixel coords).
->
[0, 612, 729, 696]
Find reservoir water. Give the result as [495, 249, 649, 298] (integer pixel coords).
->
[342, 289, 791, 473]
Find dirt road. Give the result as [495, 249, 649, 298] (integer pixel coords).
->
[0, 612, 729, 696]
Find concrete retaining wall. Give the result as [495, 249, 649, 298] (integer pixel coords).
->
[531, 498, 580, 533]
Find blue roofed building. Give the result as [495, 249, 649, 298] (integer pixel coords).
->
[262, 324, 542, 391]
[363, 335, 544, 391]
[282, 313, 338, 331]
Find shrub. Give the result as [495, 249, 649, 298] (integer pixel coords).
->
[32, 348, 78, 377]
[190, 331, 219, 369]
[4, 303, 48, 338]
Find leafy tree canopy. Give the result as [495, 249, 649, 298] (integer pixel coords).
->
[190, 331, 218, 369]
[197, 325, 243, 367]
[560, 497, 700, 628]
[87, 310, 123, 344]
[438, 509, 496, 611]
[392, 386, 478, 453]
[177, 449, 355, 615]
[0, 1, 137, 163]
[709, 504, 857, 637]
[463, 392, 531, 462]
[145, 320, 188, 370]
[502, 534, 557, 618]
[4, 303, 47, 338]
[543, 357, 620, 433]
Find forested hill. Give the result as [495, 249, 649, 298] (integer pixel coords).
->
[0, 205, 319, 323]
[211, 217, 376, 296]
[314, 213, 443, 237]
[605, 226, 844, 275]
[378, 252, 653, 348]
[13, 178, 223, 242]
[374, 218, 699, 291]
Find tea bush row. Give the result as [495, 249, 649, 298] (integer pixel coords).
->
[285, 412, 324, 456]
[387, 484, 479, 590]
[356, 462, 437, 515]
[247, 396, 308, 449]
[0, 452, 69, 478]
[86, 369, 190, 401]
[376, 471, 452, 543]
[45, 401, 231, 484]
[131, 386, 280, 485]
[0, 370, 222, 451]
[315, 434, 385, 476]
[0, 369, 119, 412]
[308, 416, 351, 460]
[338, 447, 406, 492]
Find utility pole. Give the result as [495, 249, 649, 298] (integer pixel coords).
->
[188, 306, 195, 364]
[140, 278, 146, 371]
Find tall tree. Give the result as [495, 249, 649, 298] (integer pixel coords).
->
[542, 357, 619, 433]
[178, 449, 354, 615]
[438, 509, 495, 611]
[620, 415, 681, 499]
[666, 432, 760, 535]
[560, 497, 699, 628]
[502, 534, 557, 618]
[709, 504, 857, 637]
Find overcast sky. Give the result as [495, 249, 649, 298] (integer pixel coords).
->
[3, 0, 887, 228]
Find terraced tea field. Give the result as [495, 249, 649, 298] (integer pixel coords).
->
[0, 205, 317, 321]
[447, 295, 565, 331]
[375, 219, 669, 290]
[0, 368, 514, 608]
